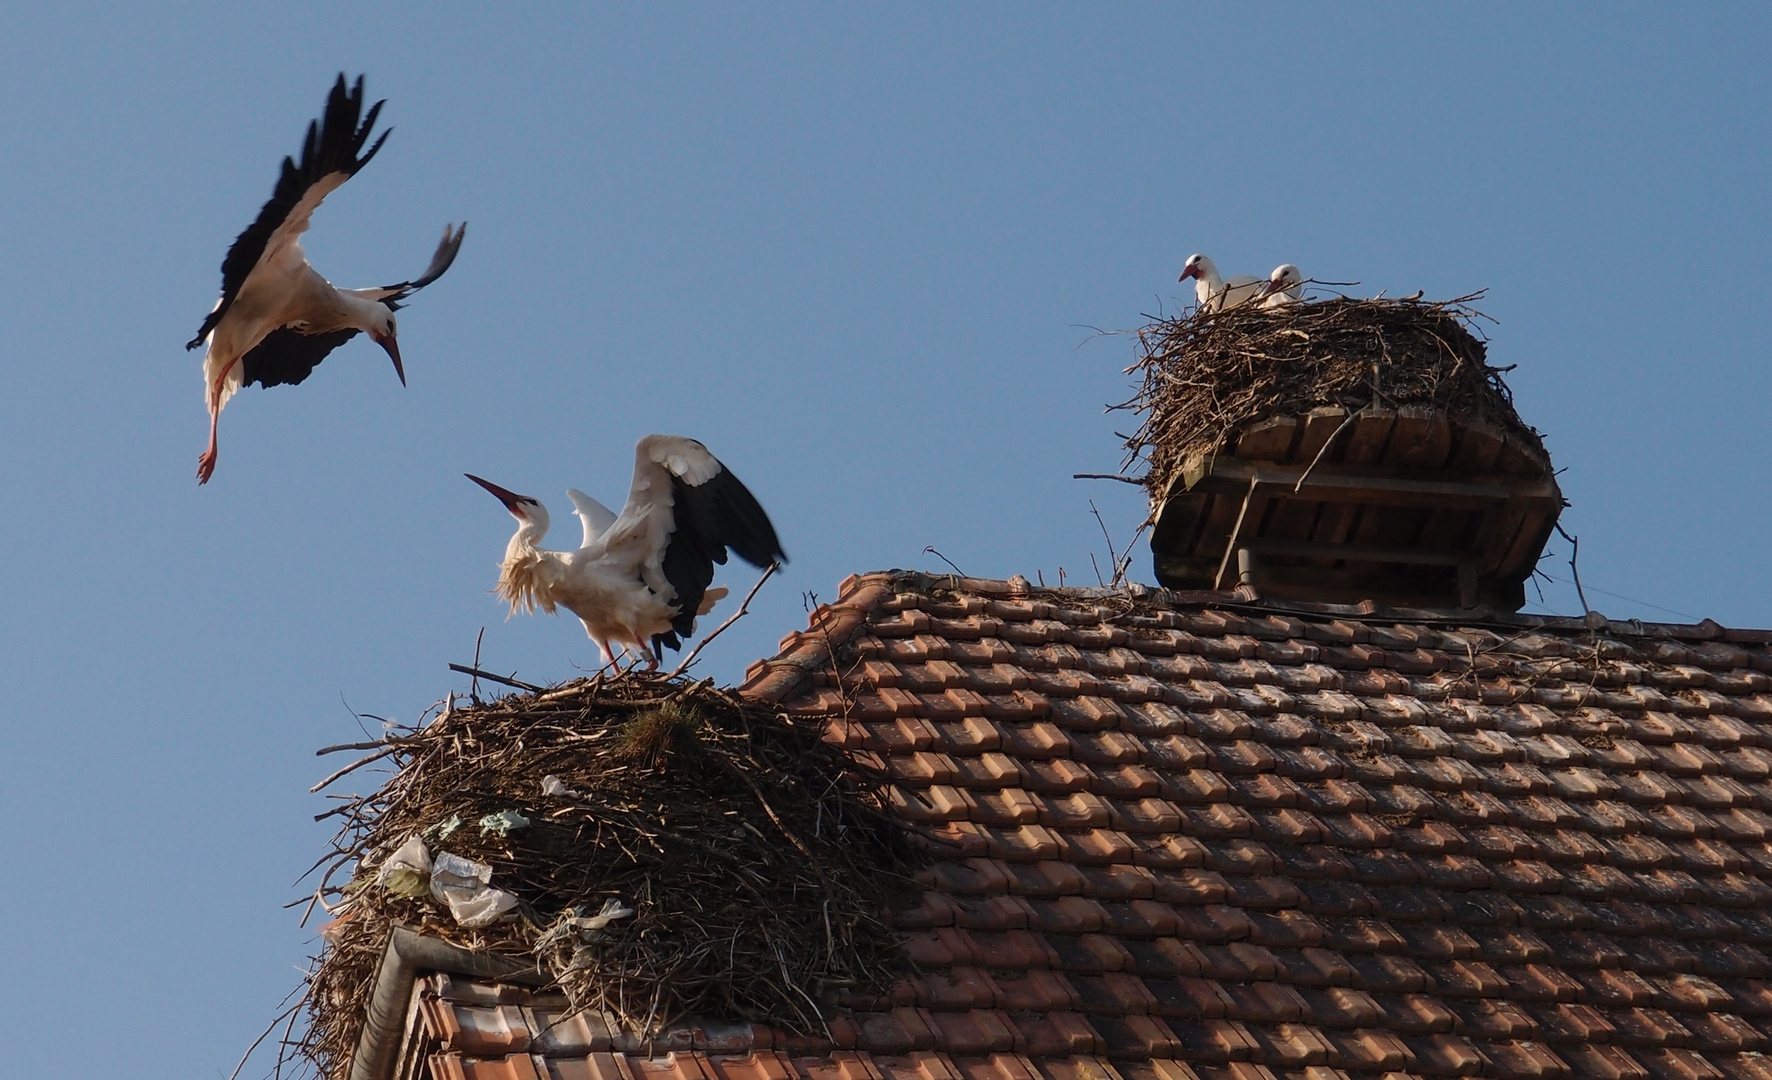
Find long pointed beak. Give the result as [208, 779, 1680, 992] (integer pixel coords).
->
[465, 473, 530, 515]
[1256, 279, 1279, 299]
[375, 332, 406, 386]
[1178, 266, 1197, 283]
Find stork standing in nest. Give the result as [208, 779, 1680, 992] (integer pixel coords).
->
[186, 74, 466, 484]
[468, 436, 787, 668]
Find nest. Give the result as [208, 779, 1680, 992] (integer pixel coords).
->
[1121, 294, 1547, 500]
[297, 675, 920, 1079]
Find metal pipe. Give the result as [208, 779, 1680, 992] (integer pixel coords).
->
[349, 926, 546, 1080]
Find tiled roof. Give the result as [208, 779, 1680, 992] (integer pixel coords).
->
[387, 571, 1772, 1080]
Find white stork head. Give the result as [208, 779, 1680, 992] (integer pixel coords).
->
[371, 312, 404, 385]
[467, 474, 558, 616]
[1178, 253, 1215, 284]
[342, 298, 404, 386]
[1259, 264, 1304, 302]
[466, 474, 550, 546]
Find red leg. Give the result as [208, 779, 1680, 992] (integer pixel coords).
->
[196, 407, 221, 485]
[197, 360, 239, 485]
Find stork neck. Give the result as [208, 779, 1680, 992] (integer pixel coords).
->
[337, 293, 393, 335]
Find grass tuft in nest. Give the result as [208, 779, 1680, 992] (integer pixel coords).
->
[616, 703, 704, 770]
[292, 674, 923, 1079]
[1118, 293, 1548, 501]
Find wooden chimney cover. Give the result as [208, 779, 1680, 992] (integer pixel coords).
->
[1149, 404, 1563, 611]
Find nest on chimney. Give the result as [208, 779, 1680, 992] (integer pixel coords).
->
[1119, 293, 1547, 502]
[294, 674, 921, 1079]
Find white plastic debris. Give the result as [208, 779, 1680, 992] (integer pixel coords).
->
[577, 897, 635, 930]
[430, 851, 519, 927]
[478, 810, 530, 835]
[534, 897, 636, 955]
[377, 835, 434, 899]
[541, 775, 581, 798]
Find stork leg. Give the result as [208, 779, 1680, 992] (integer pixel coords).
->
[196, 405, 222, 485]
[197, 359, 240, 485]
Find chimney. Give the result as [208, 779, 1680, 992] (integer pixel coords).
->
[1132, 296, 1561, 611]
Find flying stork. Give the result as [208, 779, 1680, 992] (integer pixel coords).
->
[1178, 254, 1263, 312]
[467, 436, 788, 669]
[187, 74, 466, 484]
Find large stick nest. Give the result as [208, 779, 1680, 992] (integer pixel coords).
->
[298, 674, 920, 1079]
[1121, 294, 1548, 500]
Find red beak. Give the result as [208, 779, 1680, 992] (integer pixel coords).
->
[374, 332, 406, 386]
[465, 473, 530, 516]
[1179, 265, 1198, 283]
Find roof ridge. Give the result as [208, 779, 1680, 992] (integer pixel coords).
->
[767, 568, 1769, 643]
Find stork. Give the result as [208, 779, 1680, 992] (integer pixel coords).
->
[187, 74, 466, 484]
[1259, 264, 1305, 308]
[468, 436, 788, 668]
[1178, 254, 1263, 313]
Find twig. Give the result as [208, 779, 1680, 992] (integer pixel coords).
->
[470, 627, 486, 702]
[1088, 501, 1121, 587]
[227, 999, 305, 1080]
[309, 745, 399, 793]
[1294, 405, 1364, 493]
[923, 546, 965, 577]
[448, 664, 544, 693]
[1072, 473, 1144, 485]
[315, 738, 392, 756]
[669, 562, 779, 677]
[1554, 523, 1592, 617]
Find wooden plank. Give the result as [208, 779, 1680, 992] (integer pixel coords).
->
[1340, 408, 1396, 465]
[1265, 494, 1328, 546]
[1188, 491, 1243, 560]
[1495, 505, 1562, 585]
[1494, 433, 1550, 477]
[1233, 416, 1301, 462]
[1382, 406, 1453, 469]
[1413, 504, 1483, 557]
[1242, 537, 1477, 567]
[1446, 420, 1506, 473]
[1291, 406, 1352, 466]
[1149, 494, 1207, 573]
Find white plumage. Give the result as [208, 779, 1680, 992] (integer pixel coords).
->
[1260, 264, 1305, 308]
[469, 436, 787, 668]
[186, 74, 464, 484]
[1178, 254, 1263, 312]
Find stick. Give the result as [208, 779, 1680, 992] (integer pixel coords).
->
[922, 546, 965, 576]
[309, 745, 397, 793]
[448, 664, 544, 692]
[1554, 523, 1592, 617]
[670, 562, 778, 677]
[315, 738, 391, 756]
[1072, 473, 1145, 485]
[1088, 501, 1120, 585]
[1294, 405, 1364, 493]
[226, 999, 304, 1080]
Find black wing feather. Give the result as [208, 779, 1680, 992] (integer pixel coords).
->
[240, 327, 361, 389]
[187, 74, 390, 350]
[379, 223, 468, 311]
[652, 464, 787, 655]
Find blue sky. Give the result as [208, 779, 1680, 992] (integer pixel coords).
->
[0, 4, 1766, 1076]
